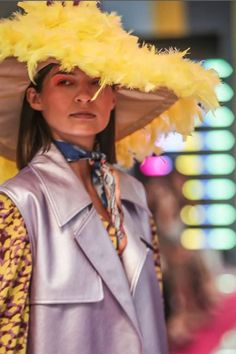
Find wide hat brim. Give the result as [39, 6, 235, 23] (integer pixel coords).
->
[0, 57, 178, 161]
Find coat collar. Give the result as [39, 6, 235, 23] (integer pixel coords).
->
[29, 143, 150, 227]
[29, 143, 91, 227]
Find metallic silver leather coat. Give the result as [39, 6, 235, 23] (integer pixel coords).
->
[0, 144, 168, 354]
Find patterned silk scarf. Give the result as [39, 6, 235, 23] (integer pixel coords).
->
[54, 141, 127, 255]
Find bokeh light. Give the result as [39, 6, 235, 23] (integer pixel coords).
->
[183, 179, 236, 200]
[156, 132, 184, 152]
[215, 274, 236, 294]
[203, 59, 233, 78]
[140, 155, 173, 176]
[176, 154, 235, 175]
[180, 205, 206, 225]
[215, 83, 234, 102]
[204, 130, 235, 151]
[181, 228, 205, 250]
[180, 204, 236, 226]
[181, 228, 236, 250]
[181, 130, 235, 152]
[201, 106, 235, 128]
[207, 228, 236, 249]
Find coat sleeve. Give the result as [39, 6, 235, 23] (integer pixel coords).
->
[0, 193, 32, 354]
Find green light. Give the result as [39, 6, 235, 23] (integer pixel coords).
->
[206, 179, 236, 200]
[183, 131, 235, 152]
[208, 229, 236, 249]
[205, 130, 235, 151]
[181, 228, 236, 250]
[204, 107, 235, 128]
[207, 204, 236, 225]
[205, 154, 235, 175]
[176, 154, 235, 175]
[204, 59, 233, 78]
[182, 179, 236, 200]
[215, 83, 234, 102]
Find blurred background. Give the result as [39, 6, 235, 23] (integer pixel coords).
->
[1, 1, 236, 353]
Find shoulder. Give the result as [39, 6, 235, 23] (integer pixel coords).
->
[0, 165, 39, 194]
[0, 166, 44, 221]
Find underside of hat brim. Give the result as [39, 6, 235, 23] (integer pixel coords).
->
[0, 57, 178, 161]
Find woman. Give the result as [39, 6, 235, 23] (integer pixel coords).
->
[0, 2, 219, 354]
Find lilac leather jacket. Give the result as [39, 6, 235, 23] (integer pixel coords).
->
[0, 144, 168, 354]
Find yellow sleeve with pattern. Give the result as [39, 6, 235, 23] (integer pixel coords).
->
[0, 194, 32, 354]
[149, 216, 163, 292]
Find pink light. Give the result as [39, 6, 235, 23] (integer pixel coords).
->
[140, 156, 173, 176]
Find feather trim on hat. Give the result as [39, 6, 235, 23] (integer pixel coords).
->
[0, 1, 220, 168]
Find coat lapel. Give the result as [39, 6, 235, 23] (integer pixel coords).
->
[73, 207, 141, 337]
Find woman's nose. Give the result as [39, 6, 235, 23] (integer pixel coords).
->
[74, 86, 92, 103]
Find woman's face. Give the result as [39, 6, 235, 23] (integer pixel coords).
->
[27, 66, 116, 149]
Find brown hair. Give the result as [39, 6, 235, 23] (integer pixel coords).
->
[16, 64, 116, 169]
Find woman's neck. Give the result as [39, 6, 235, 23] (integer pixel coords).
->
[69, 157, 110, 222]
[53, 133, 95, 152]
[70, 159, 92, 189]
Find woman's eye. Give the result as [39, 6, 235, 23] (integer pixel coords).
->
[91, 79, 100, 86]
[57, 79, 73, 86]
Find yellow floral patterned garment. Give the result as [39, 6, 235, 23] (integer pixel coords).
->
[0, 194, 32, 354]
[149, 216, 163, 292]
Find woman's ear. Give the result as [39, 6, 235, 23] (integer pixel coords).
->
[26, 87, 43, 111]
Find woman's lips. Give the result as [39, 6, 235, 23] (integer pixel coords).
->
[70, 111, 96, 119]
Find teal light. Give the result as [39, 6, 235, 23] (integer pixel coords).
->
[207, 204, 236, 225]
[205, 154, 235, 175]
[181, 131, 235, 152]
[181, 228, 236, 250]
[175, 154, 236, 176]
[207, 229, 236, 249]
[206, 179, 236, 200]
[203, 107, 235, 128]
[203, 59, 233, 78]
[183, 179, 236, 201]
[181, 204, 236, 226]
[205, 130, 235, 151]
[215, 83, 234, 102]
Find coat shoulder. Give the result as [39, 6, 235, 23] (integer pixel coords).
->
[0, 166, 39, 194]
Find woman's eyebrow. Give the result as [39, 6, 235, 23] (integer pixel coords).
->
[51, 70, 75, 77]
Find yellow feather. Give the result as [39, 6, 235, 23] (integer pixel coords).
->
[0, 1, 220, 167]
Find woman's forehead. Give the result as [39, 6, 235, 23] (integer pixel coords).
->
[50, 65, 93, 77]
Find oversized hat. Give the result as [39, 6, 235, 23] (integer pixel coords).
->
[0, 1, 220, 167]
